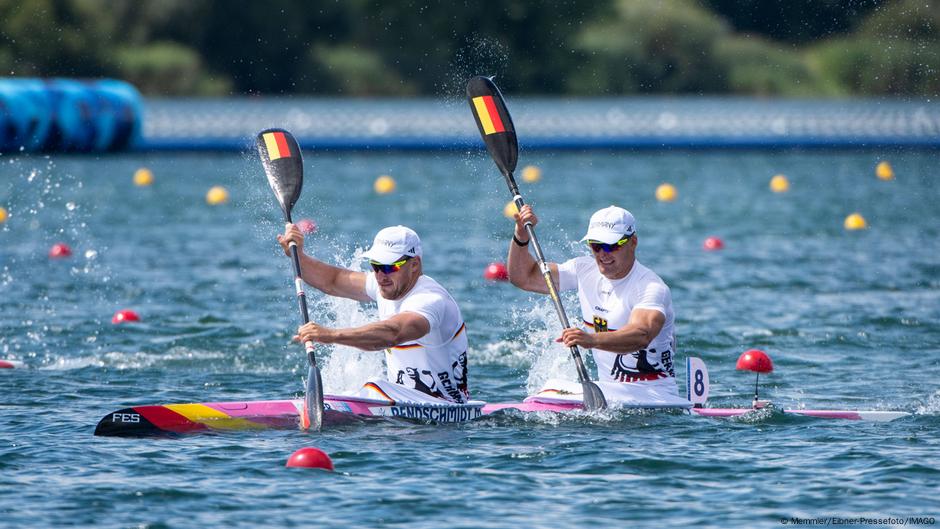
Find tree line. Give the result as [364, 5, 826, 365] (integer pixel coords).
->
[1, 0, 937, 97]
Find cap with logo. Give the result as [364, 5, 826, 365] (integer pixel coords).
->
[579, 206, 637, 245]
[362, 226, 423, 265]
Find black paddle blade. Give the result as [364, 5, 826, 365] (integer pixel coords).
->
[303, 363, 324, 431]
[466, 76, 518, 177]
[582, 381, 608, 411]
[256, 128, 303, 221]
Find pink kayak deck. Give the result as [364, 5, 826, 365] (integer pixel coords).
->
[205, 397, 582, 418]
[692, 408, 910, 422]
[152, 399, 907, 421]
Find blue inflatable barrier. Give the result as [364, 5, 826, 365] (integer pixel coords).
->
[93, 79, 142, 151]
[0, 78, 142, 153]
[14, 79, 53, 151]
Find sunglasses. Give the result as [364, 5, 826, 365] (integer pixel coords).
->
[587, 235, 632, 253]
[369, 256, 412, 274]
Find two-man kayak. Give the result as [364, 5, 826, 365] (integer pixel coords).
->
[93, 356, 910, 437]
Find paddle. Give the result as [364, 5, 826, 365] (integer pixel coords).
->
[466, 76, 607, 411]
[256, 128, 324, 431]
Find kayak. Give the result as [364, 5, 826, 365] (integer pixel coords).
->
[93, 356, 910, 437]
[93, 393, 908, 437]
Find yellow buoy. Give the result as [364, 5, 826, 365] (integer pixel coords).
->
[770, 174, 790, 193]
[521, 165, 542, 183]
[876, 161, 894, 181]
[206, 186, 229, 205]
[374, 175, 396, 194]
[133, 167, 154, 186]
[0, 206, 8, 224]
[655, 183, 677, 202]
[844, 213, 867, 230]
[503, 200, 519, 219]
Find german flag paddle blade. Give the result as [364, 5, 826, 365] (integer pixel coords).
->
[467, 76, 518, 178]
[257, 128, 304, 221]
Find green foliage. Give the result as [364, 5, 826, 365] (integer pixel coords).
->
[113, 42, 231, 96]
[809, 0, 940, 95]
[713, 36, 832, 96]
[569, 0, 729, 94]
[0, 0, 937, 96]
[311, 45, 416, 96]
[810, 38, 940, 96]
[0, 0, 111, 76]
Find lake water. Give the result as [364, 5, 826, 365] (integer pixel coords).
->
[1, 147, 939, 528]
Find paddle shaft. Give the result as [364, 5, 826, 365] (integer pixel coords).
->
[506, 177, 593, 385]
[284, 213, 318, 367]
[286, 215, 324, 430]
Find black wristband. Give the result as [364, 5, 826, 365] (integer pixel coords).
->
[513, 234, 530, 247]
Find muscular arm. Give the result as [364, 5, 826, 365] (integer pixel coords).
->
[295, 312, 430, 351]
[278, 224, 370, 302]
[558, 308, 665, 354]
[296, 252, 371, 302]
[507, 205, 560, 294]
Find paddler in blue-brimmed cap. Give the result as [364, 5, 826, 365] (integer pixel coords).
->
[507, 205, 688, 407]
[278, 224, 470, 404]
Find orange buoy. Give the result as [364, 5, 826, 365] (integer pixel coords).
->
[206, 186, 229, 205]
[655, 183, 677, 202]
[374, 175, 396, 194]
[844, 213, 867, 231]
[875, 161, 894, 181]
[770, 174, 790, 193]
[286, 447, 334, 470]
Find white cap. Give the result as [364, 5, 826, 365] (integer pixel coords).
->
[579, 206, 636, 244]
[362, 226, 423, 264]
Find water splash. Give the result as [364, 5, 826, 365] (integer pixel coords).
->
[313, 246, 384, 395]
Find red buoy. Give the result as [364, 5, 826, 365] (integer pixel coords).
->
[297, 219, 318, 234]
[702, 236, 725, 251]
[0, 360, 17, 369]
[736, 349, 773, 373]
[286, 447, 334, 470]
[483, 262, 509, 281]
[49, 243, 73, 259]
[112, 309, 141, 324]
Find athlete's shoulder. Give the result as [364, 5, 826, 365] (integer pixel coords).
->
[633, 260, 668, 286]
[408, 275, 459, 304]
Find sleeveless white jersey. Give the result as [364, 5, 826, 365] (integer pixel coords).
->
[364, 273, 469, 403]
[557, 256, 676, 383]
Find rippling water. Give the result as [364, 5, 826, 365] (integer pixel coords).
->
[1, 149, 939, 528]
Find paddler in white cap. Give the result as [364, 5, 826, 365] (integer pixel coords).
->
[278, 224, 470, 404]
[507, 205, 683, 404]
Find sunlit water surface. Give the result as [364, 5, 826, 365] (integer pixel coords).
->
[1, 148, 938, 528]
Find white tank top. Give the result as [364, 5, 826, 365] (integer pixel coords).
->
[364, 274, 469, 403]
[557, 257, 676, 383]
